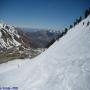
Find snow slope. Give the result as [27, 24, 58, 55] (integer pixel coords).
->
[0, 16, 90, 90]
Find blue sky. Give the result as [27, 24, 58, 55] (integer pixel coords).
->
[0, 0, 90, 30]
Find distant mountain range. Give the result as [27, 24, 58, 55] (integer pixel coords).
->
[0, 22, 61, 50]
[23, 29, 61, 48]
[0, 23, 61, 63]
[0, 23, 46, 63]
[22, 27, 60, 32]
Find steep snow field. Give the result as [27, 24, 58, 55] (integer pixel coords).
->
[0, 16, 90, 90]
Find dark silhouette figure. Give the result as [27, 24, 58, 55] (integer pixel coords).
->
[83, 22, 84, 25]
[87, 21, 90, 26]
[84, 8, 90, 18]
[70, 25, 73, 29]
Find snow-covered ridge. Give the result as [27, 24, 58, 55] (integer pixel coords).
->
[0, 16, 90, 90]
[0, 23, 21, 50]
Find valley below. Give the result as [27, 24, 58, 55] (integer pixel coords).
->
[0, 48, 45, 64]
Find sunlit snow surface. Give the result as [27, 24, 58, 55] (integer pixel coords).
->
[0, 16, 90, 90]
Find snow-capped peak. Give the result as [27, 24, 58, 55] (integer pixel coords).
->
[0, 23, 4, 29]
[0, 22, 31, 51]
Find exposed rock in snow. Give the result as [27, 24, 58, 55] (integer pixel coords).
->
[0, 23, 32, 51]
[0, 16, 90, 90]
[0, 23, 20, 49]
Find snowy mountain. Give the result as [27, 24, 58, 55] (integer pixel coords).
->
[0, 23, 45, 63]
[25, 30, 61, 48]
[0, 16, 90, 90]
[0, 23, 31, 52]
